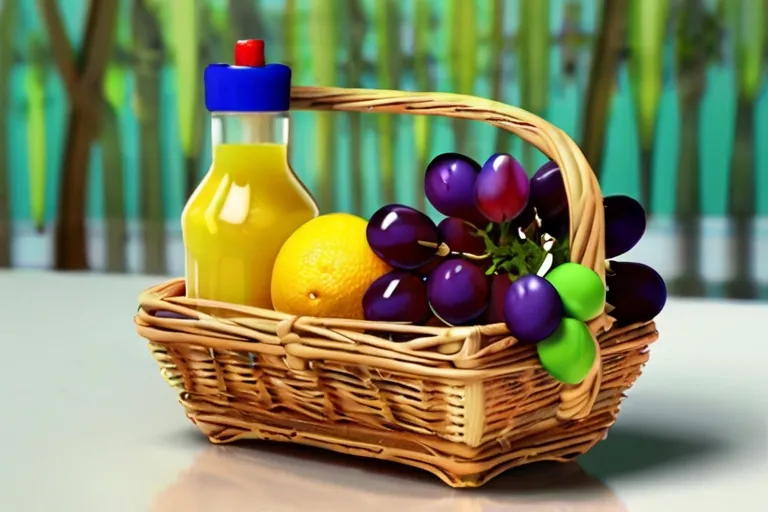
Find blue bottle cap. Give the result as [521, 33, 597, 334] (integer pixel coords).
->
[204, 39, 292, 112]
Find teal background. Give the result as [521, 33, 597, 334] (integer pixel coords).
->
[1, 0, 767, 299]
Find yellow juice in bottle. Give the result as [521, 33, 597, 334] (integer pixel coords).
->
[182, 142, 317, 308]
[182, 39, 318, 308]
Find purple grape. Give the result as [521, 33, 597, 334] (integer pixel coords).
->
[437, 217, 486, 256]
[482, 273, 513, 324]
[606, 261, 667, 326]
[541, 210, 569, 240]
[367, 204, 439, 269]
[363, 271, 430, 323]
[511, 201, 536, 231]
[424, 153, 487, 226]
[530, 160, 567, 221]
[474, 153, 530, 223]
[502, 274, 564, 344]
[415, 257, 441, 277]
[427, 258, 490, 325]
[604, 195, 647, 258]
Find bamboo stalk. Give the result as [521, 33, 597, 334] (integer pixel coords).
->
[724, 0, 763, 299]
[0, 0, 16, 267]
[489, 0, 508, 154]
[412, 0, 431, 211]
[448, 0, 478, 157]
[171, 0, 202, 200]
[100, 11, 130, 273]
[517, 0, 550, 172]
[100, 101, 127, 272]
[669, 0, 718, 297]
[26, 36, 46, 233]
[581, 0, 628, 180]
[134, 0, 166, 274]
[627, 0, 670, 209]
[375, 0, 401, 205]
[347, 0, 366, 215]
[310, 0, 338, 213]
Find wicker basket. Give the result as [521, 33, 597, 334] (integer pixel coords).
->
[135, 86, 660, 488]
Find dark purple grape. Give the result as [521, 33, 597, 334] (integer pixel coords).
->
[503, 274, 563, 344]
[511, 201, 536, 231]
[530, 160, 567, 221]
[363, 270, 430, 323]
[427, 258, 490, 325]
[604, 195, 647, 258]
[474, 153, 530, 223]
[424, 153, 487, 226]
[606, 261, 667, 326]
[367, 204, 439, 269]
[482, 273, 513, 324]
[416, 257, 441, 277]
[541, 210, 569, 240]
[437, 217, 486, 256]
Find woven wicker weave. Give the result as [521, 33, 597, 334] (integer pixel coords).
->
[135, 86, 659, 488]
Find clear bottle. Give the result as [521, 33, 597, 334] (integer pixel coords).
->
[182, 40, 318, 308]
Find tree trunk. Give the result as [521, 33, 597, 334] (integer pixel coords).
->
[0, 0, 16, 268]
[581, 0, 628, 179]
[725, 101, 757, 299]
[134, 0, 166, 275]
[40, 0, 119, 270]
[100, 101, 127, 272]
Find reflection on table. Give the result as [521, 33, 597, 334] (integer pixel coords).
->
[153, 441, 627, 512]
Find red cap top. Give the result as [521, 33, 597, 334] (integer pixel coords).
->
[234, 39, 265, 67]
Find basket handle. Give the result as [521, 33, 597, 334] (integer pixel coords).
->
[290, 86, 606, 282]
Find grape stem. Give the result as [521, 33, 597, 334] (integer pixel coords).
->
[417, 240, 490, 260]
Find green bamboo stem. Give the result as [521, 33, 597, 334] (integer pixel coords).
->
[283, 0, 297, 67]
[448, 0, 477, 157]
[726, 101, 757, 299]
[100, 101, 127, 273]
[0, 0, 16, 266]
[581, 0, 628, 180]
[310, 0, 338, 213]
[724, 0, 763, 299]
[670, 0, 716, 297]
[375, 0, 400, 205]
[26, 46, 46, 234]
[412, 0, 431, 211]
[171, 0, 202, 200]
[134, 0, 166, 274]
[671, 95, 705, 297]
[518, 0, 550, 172]
[627, 0, 669, 209]
[101, 12, 130, 273]
[489, 0, 509, 154]
[346, 0, 366, 215]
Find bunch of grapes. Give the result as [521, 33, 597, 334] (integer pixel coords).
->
[361, 151, 667, 382]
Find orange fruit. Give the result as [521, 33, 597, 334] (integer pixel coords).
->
[270, 213, 391, 319]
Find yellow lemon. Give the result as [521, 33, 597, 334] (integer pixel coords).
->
[270, 213, 391, 319]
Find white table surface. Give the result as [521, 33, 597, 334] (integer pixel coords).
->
[0, 270, 765, 512]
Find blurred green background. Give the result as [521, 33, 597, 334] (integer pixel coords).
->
[0, 0, 767, 299]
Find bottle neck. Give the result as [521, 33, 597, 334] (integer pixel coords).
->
[210, 111, 289, 146]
